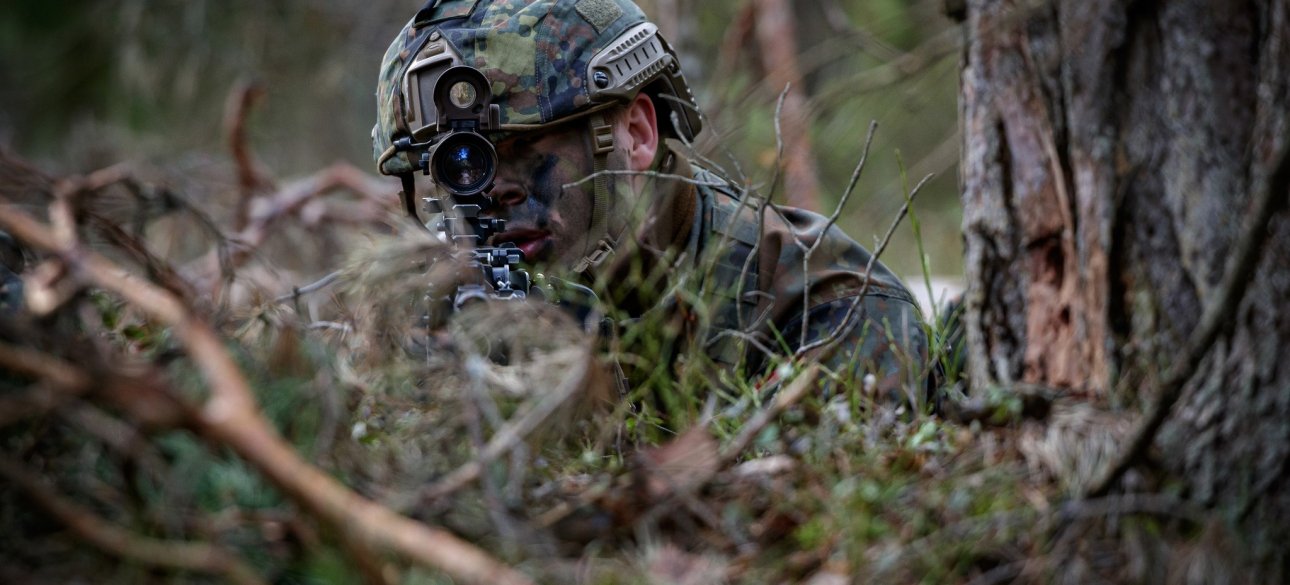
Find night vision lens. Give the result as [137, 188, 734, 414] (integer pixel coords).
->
[432, 133, 496, 195]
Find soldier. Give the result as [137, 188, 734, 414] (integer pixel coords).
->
[371, 0, 934, 404]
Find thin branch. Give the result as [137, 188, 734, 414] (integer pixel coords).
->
[799, 121, 879, 349]
[1084, 140, 1290, 498]
[225, 80, 274, 231]
[184, 162, 394, 296]
[808, 27, 960, 114]
[0, 203, 533, 585]
[275, 270, 343, 304]
[87, 212, 197, 301]
[793, 173, 934, 358]
[558, 169, 728, 192]
[0, 456, 267, 585]
[816, 121, 881, 246]
[668, 89, 787, 345]
[752, 0, 821, 210]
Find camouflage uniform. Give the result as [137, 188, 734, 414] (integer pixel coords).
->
[372, 0, 933, 401]
[609, 151, 931, 400]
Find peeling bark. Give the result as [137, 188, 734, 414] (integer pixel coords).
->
[960, 0, 1290, 563]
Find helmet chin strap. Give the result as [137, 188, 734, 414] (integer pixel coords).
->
[572, 111, 622, 275]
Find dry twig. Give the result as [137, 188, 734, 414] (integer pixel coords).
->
[225, 80, 275, 231]
[184, 162, 393, 295]
[793, 172, 933, 358]
[0, 203, 533, 585]
[798, 121, 878, 350]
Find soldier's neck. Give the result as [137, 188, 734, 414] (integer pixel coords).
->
[590, 145, 698, 315]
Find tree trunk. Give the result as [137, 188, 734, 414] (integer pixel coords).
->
[959, 0, 1290, 560]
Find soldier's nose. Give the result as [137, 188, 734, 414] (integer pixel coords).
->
[489, 181, 528, 209]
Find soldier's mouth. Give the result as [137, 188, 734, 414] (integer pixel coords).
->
[492, 228, 551, 262]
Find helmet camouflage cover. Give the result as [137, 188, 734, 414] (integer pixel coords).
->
[373, 0, 702, 176]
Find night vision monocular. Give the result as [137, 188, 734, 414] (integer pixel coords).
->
[395, 63, 501, 199]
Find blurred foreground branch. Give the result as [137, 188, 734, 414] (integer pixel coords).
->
[0, 201, 532, 585]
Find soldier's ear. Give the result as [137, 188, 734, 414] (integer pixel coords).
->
[620, 92, 659, 172]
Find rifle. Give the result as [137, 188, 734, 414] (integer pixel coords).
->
[391, 65, 601, 328]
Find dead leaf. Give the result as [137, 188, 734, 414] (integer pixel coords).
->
[636, 426, 720, 500]
[644, 542, 728, 585]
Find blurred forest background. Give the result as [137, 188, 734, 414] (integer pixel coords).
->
[0, 0, 962, 281]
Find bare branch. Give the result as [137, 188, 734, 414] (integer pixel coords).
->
[225, 80, 274, 231]
[0, 203, 533, 585]
[275, 270, 343, 304]
[794, 173, 934, 358]
[799, 121, 879, 349]
[87, 212, 197, 301]
[184, 162, 395, 296]
[752, 0, 821, 210]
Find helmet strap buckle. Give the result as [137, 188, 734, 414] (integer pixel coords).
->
[573, 112, 619, 275]
[592, 120, 616, 155]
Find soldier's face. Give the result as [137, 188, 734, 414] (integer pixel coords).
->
[483, 121, 609, 268]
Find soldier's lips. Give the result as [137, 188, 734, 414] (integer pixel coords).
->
[492, 228, 551, 261]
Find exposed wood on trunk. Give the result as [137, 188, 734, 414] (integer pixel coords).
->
[960, 0, 1109, 394]
[959, 0, 1290, 563]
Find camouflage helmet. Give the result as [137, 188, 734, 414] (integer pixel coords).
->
[372, 0, 703, 176]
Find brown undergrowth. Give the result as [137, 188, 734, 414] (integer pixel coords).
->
[0, 96, 1266, 584]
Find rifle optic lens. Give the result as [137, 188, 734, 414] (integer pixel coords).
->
[432, 132, 496, 195]
[449, 81, 478, 109]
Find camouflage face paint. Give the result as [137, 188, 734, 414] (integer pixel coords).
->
[485, 122, 601, 268]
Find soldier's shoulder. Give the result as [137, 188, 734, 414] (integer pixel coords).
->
[790, 206, 910, 297]
[691, 177, 914, 304]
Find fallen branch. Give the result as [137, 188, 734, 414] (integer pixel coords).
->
[1084, 139, 1290, 498]
[0, 203, 533, 585]
[0, 455, 266, 585]
[184, 162, 393, 296]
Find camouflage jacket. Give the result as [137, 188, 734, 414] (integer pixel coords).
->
[604, 149, 932, 402]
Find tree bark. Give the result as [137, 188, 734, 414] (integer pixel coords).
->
[960, 0, 1290, 561]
